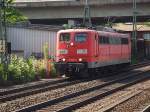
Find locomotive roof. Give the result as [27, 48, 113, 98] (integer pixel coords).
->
[97, 31, 129, 37]
[58, 29, 95, 33]
[58, 28, 129, 37]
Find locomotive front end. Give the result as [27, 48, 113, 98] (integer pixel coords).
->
[55, 29, 91, 77]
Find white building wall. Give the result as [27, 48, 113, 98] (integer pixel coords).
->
[7, 27, 57, 58]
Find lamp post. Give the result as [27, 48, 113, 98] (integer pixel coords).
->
[132, 0, 138, 63]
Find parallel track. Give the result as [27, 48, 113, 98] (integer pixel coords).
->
[0, 78, 67, 96]
[141, 105, 150, 112]
[15, 67, 150, 112]
[0, 78, 81, 103]
[94, 80, 150, 112]
[0, 62, 148, 112]
[133, 102, 150, 112]
[129, 61, 150, 69]
[0, 62, 149, 103]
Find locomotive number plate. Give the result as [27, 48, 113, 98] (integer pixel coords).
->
[59, 49, 68, 54]
[77, 49, 87, 54]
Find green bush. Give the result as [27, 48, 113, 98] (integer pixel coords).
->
[8, 63, 22, 84]
[35, 60, 46, 78]
[39, 68, 46, 78]
[0, 55, 58, 86]
[0, 64, 7, 84]
[49, 62, 57, 78]
[0, 64, 4, 80]
[8, 55, 36, 84]
[26, 57, 36, 81]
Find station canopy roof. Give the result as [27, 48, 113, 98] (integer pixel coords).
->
[113, 23, 150, 32]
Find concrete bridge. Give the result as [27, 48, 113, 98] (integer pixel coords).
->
[14, 0, 150, 24]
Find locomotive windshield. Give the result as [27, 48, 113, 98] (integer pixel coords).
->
[60, 33, 70, 42]
[75, 33, 87, 42]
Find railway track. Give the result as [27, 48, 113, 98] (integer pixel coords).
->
[0, 78, 84, 103]
[0, 62, 149, 104]
[0, 78, 67, 95]
[75, 79, 150, 112]
[0, 63, 148, 112]
[141, 104, 150, 112]
[86, 79, 150, 112]
[130, 61, 150, 69]
[14, 66, 150, 112]
[133, 104, 150, 112]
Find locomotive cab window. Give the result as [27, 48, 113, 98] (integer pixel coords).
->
[60, 33, 70, 42]
[75, 33, 87, 42]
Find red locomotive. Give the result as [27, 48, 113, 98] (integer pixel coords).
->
[55, 28, 131, 78]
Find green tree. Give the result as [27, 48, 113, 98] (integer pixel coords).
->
[3, 0, 28, 24]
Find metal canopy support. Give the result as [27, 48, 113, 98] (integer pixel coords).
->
[0, 0, 4, 63]
[132, 0, 138, 62]
[83, 0, 92, 27]
[0, 0, 8, 65]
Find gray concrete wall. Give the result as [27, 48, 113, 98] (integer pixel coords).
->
[14, 0, 150, 7]
[17, 3, 150, 19]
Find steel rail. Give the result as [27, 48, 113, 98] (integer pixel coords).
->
[0, 61, 149, 96]
[0, 79, 84, 103]
[0, 62, 148, 102]
[15, 70, 150, 112]
[141, 105, 150, 112]
[0, 78, 68, 96]
[97, 88, 148, 112]
[129, 61, 150, 68]
[53, 71, 150, 112]
[0, 62, 149, 103]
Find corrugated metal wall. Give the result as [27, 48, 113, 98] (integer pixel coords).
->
[7, 27, 57, 58]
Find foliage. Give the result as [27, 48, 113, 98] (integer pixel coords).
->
[1, 0, 28, 24]
[49, 62, 57, 78]
[43, 43, 49, 60]
[0, 55, 58, 86]
[8, 55, 34, 84]
[26, 57, 36, 80]
[0, 64, 7, 82]
[34, 60, 46, 79]
[6, 56, 34, 84]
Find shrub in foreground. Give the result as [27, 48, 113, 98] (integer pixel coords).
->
[8, 56, 36, 84]
[0, 55, 58, 86]
[0, 64, 8, 85]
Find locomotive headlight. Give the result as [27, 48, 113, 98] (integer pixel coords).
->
[62, 58, 66, 62]
[70, 42, 74, 46]
[79, 58, 83, 62]
[77, 49, 87, 54]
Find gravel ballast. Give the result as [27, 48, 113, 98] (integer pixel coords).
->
[0, 79, 105, 112]
[75, 79, 150, 112]
[110, 87, 150, 112]
[0, 78, 63, 93]
[0, 67, 149, 112]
